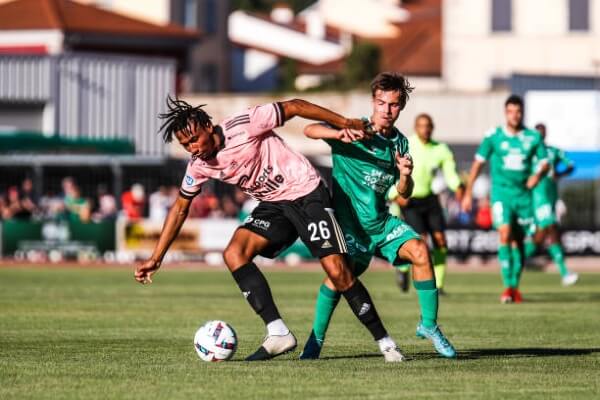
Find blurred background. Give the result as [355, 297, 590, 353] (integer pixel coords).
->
[0, 0, 598, 265]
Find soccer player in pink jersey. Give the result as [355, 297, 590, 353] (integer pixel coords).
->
[134, 97, 405, 362]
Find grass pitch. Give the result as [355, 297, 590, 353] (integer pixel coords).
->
[1, 266, 599, 399]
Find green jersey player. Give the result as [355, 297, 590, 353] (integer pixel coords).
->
[524, 123, 578, 286]
[462, 95, 549, 303]
[300, 72, 457, 360]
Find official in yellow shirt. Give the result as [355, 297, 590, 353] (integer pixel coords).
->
[389, 114, 463, 294]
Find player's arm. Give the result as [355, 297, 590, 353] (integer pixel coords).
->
[526, 141, 550, 189]
[461, 159, 484, 213]
[281, 99, 366, 130]
[304, 123, 366, 143]
[134, 195, 192, 284]
[395, 153, 414, 198]
[441, 145, 465, 200]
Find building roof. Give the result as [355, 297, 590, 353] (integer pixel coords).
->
[0, 0, 198, 39]
[371, 0, 441, 76]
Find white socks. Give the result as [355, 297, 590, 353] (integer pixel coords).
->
[377, 335, 397, 352]
[267, 319, 290, 336]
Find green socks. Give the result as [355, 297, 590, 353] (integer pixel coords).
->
[432, 247, 447, 289]
[510, 245, 523, 288]
[311, 284, 341, 343]
[414, 279, 438, 328]
[548, 243, 569, 277]
[498, 244, 512, 288]
[524, 239, 537, 259]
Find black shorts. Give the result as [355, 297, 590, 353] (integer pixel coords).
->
[401, 194, 446, 235]
[240, 182, 347, 259]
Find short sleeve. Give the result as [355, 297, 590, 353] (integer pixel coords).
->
[475, 134, 493, 162]
[179, 162, 208, 199]
[440, 144, 462, 191]
[246, 102, 285, 138]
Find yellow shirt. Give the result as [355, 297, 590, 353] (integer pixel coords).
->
[402, 135, 461, 199]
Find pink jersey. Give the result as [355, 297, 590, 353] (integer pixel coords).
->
[180, 102, 321, 202]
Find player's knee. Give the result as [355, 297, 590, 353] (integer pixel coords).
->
[223, 243, 249, 269]
[412, 241, 431, 268]
[321, 255, 353, 291]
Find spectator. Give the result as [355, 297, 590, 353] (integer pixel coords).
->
[121, 183, 145, 220]
[188, 188, 219, 218]
[94, 184, 117, 221]
[2, 186, 31, 220]
[475, 197, 492, 230]
[149, 186, 172, 221]
[64, 185, 91, 223]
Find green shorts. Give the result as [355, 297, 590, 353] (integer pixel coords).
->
[490, 187, 535, 236]
[340, 215, 421, 277]
[532, 181, 558, 229]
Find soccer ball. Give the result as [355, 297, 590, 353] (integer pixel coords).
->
[193, 320, 237, 362]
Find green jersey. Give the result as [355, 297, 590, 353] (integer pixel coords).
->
[475, 126, 547, 193]
[408, 135, 462, 198]
[326, 126, 409, 234]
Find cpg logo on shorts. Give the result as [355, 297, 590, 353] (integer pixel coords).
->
[244, 216, 271, 230]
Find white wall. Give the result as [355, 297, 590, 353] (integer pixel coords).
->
[444, 0, 600, 91]
[0, 30, 64, 54]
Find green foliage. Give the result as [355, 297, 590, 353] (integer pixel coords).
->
[344, 41, 381, 88]
[1, 267, 599, 399]
[278, 57, 298, 93]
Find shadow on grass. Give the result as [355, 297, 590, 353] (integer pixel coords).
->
[455, 347, 600, 360]
[229, 348, 600, 363]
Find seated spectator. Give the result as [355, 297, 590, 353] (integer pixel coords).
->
[64, 185, 91, 223]
[122, 183, 146, 221]
[94, 184, 117, 221]
[2, 186, 31, 220]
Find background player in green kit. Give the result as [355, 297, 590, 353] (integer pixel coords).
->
[299, 72, 457, 360]
[462, 95, 549, 303]
[388, 114, 464, 294]
[524, 123, 578, 286]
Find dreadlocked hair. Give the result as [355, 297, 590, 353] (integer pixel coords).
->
[158, 95, 212, 143]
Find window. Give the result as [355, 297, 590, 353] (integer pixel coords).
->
[491, 0, 512, 32]
[204, 0, 217, 34]
[569, 0, 589, 31]
[183, 0, 198, 29]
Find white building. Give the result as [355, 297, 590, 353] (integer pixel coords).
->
[444, 0, 600, 91]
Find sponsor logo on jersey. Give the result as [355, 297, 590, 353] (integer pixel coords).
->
[185, 175, 194, 185]
[362, 169, 395, 194]
[237, 166, 285, 200]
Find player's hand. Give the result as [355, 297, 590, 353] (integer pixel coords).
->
[526, 174, 541, 189]
[461, 195, 473, 213]
[395, 153, 413, 176]
[338, 128, 365, 143]
[135, 259, 161, 284]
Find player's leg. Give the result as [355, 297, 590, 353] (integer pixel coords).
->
[398, 201, 428, 293]
[224, 204, 299, 361]
[394, 237, 456, 358]
[546, 223, 578, 285]
[423, 195, 449, 293]
[377, 217, 456, 358]
[293, 184, 403, 361]
[492, 196, 516, 302]
[300, 258, 369, 359]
